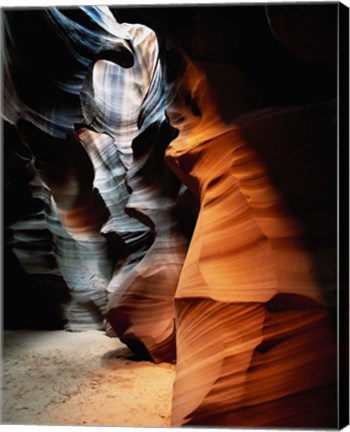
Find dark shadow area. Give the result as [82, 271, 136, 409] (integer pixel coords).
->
[3, 248, 70, 330]
[114, 4, 337, 110]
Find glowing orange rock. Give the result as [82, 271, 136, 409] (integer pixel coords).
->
[165, 58, 337, 427]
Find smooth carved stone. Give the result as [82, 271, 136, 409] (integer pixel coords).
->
[4, 6, 189, 342]
[3, 7, 135, 330]
[13, 154, 111, 331]
[3, 7, 133, 138]
[81, 22, 165, 169]
[165, 58, 337, 426]
[5, 159, 108, 331]
[79, 21, 189, 361]
[14, 122, 114, 331]
[172, 297, 336, 427]
[77, 128, 151, 283]
[77, 122, 188, 361]
[106, 122, 188, 363]
[3, 10, 338, 422]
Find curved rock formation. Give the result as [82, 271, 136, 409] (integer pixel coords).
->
[3, 7, 133, 138]
[81, 22, 189, 362]
[3, 7, 138, 330]
[4, 122, 71, 329]
[165, 57, 337, 427]
[3, 7, 189, 354]
[3, 5, 339, 427]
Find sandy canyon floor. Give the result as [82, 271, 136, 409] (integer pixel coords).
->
[1, 330, 175, 427]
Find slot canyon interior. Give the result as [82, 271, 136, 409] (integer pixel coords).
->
[1, 2, 347, 428]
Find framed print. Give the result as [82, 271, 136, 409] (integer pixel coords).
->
[1, 1, 349, 429]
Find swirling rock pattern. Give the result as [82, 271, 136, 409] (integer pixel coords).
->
[3, 7, 133, 138]
[3, 7, 138, 330]
[81, 22, 189, 361]
[165, 57, 337, 427]
[3, 4, 338, 428]
[3, 7, 189, 351]
[106, 121, 188, 362]
[4, 122, 71, 329]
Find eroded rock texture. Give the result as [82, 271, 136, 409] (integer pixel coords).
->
[160, 6, 336, 426]
[3, 4, 338, 428]
[3, 7, 188, 345]
[164, 58, 337, 427]
[4, 7, 134, 330]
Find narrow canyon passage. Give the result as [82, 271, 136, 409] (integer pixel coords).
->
[2, 3, 342, 429]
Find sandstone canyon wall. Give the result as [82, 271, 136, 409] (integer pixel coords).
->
[2, 4, 340, 428]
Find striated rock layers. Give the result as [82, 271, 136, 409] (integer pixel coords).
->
[3, 5, 338, 429]
[3, 7, 136, 330]
[3, 7, 188, 354]
[165, 58, 337, 427]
